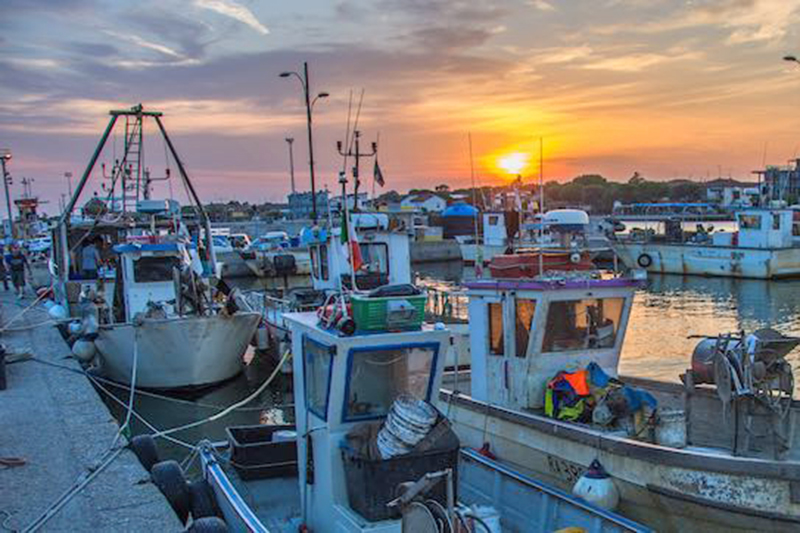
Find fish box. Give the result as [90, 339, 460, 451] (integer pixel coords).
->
[225, 424, 298, 480]
[351, 294, 426, 332]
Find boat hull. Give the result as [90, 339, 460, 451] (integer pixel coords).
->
[612, 241, 800, 279]
[441, 390, 800, 533]
[459, 243, 506, 266]
[95, 313, 260, 389]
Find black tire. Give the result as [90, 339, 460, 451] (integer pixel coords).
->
[637, 253, 653, 268]
[188, 479, 220, 519]
[185, 517, 228, 532]
[151, 460, 191, 524]
[129, 434, 159, 473]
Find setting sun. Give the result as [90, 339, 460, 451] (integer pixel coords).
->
[497, 152, 529, 176]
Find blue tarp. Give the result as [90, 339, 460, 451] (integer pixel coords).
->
[442, 203, 478, 218]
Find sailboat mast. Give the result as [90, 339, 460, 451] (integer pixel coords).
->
[539, 137, 544, 276]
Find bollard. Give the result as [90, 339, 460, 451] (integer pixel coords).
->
[0, 344, 6, 391]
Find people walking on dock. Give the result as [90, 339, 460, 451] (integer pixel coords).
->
[0, 247, 8, 291]
[6, 244, 30, 299]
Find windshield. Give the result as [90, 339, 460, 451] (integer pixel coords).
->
[344, 343, 438, 421]
[542, 297, 625, 352]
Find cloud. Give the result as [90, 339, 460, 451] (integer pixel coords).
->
[528, 0, 556, 12]
[193, 0, 269, 35]
[103, 30, 184, 58]
[581, 50, 702, 72]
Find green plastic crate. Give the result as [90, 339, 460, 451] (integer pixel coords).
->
[351, 294, 426, 332]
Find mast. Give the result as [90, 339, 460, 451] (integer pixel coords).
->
[539, 137, 544, 276]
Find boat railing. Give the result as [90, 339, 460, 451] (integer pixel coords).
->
[425, 287, 469, 324]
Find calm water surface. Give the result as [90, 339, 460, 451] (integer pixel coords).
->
[103, 264, 800, 462]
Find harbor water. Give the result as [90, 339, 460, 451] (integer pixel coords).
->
[101, 264, 800, 462]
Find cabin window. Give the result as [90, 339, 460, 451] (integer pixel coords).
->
[133, 256, 182, 283]
[488, 215, 499, 225]
[488, 302, 504, 356]
[320, 244, 329, 280]
[739, 214, 761, 230]
[343, 343, 438, 421]
[515, 299, 537, 358]
[360, 243, 389, 276]
[310, 246, 319, 278]
[303, 336, 334, 420]
[542, 298, 625, 352]
[773, 214, 781, 230]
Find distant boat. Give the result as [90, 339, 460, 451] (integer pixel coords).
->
[611, 208, 800, 279]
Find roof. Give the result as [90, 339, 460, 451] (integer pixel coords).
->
[442, 203, 478, 217]
[465, 278, 640, 292]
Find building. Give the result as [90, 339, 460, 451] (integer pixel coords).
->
[704, 178, 760, 209]
[761, 160, 800, 204]
[329, 192, 368, 213]
[400, 192, 447, 212]
[288, 191, 330, 219]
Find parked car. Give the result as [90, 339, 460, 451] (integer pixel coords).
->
[248, 231, 289, 252]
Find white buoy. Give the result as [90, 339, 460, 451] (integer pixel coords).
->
[572, 459, 619, 511]
[255, 325, 269, 350]
[72, 339, 97, 362]
[48, 304, 67, 321]
[68, 321, 83, 335]
[43, 300, 55, 310]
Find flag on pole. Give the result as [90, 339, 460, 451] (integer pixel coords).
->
[340, 210, 363, 272]
[374, 160, 385, 187]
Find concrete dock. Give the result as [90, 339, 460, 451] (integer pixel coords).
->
[0, 291, 182, 532]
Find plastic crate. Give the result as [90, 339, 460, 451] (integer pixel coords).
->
[342, 445, 459, 522]
[351, 294, 426, 332]
[226, 424, 298, 481]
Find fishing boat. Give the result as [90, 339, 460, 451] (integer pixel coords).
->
[52, 105, 260, 389]
[440, 271, 800, 531]
[610, 208, 800, 279]
[177, 307, 649, 532]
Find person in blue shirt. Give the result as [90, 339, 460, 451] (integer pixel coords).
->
[6, 244, 30, 299]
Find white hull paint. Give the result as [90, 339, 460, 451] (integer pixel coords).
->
[95, 312, 260, 389]
[244, 250, 311, 278]
[443, 393, 800, 533]
[613, 242, 800, 279]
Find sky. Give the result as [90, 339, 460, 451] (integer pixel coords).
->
[4, 0, 800, 213]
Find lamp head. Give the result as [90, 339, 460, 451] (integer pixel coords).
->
[279, 72, 292, 78]
[784, 55, 798, 62]
[317, 92, 329, 99]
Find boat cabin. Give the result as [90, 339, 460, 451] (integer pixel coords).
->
[732, 209, 793, 249]
[111, 241, 198, 322]
[285, 311, 450, 531]
[307, 213, 411, 291]
[466, 277, 638, 410]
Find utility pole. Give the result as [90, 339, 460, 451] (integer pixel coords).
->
[286, 137, 296, 194]
[336, 130, 377, 212]
[65, 171, 73, 198]
[1, 150, 13, 239]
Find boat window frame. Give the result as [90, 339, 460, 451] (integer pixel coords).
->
[319, 244, 329, 280]
[358, 241, 390, 280]
[539, 296, 626, 354]
[310, 245, 319, 279]
[341, 341, 440, 423]
[487, 300, 505, 357]
[302, 335, 335, 421]
[514, 298, 538, 358]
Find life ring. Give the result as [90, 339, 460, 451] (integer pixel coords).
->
[637, 253, 653, 268]
[569, 252, 581, 264]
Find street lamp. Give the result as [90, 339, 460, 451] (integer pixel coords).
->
[280, 62, 328, 223]
[285, 137, 296, 194]
[0, 150, 13, 239]
[65, 171, 73, 197]
[784, 55, 798, 64]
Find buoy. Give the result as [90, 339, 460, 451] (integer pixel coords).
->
[569, 252, 581, 264]
[48, 304, 67, 321]
[43, 299, 55, 310]
[255, 324, 269, 350]
[68, 321, 83, 335]
[72, 339, 97, 362]
[572, 459, 619, 511]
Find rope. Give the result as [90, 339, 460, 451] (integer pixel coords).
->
[0, 509, 17, 533]
[152, 348, 292, 438]
[113, 327, 139, 448]
[0, 291, 51, 333]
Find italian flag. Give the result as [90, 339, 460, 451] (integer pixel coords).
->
[341, 210, 363, 272]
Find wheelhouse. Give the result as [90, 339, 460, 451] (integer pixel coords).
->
[466, 278, 638, 410]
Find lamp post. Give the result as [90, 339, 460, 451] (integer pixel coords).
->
[1, 150, 13, 239]
[285, 137, 296, 194]
[280, 62, 329, 223]
[65, 171, 73, 198]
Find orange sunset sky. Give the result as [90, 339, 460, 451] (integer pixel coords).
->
[3, 0, 800, 212]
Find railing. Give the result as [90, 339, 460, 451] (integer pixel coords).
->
[425, 286, 469, 324]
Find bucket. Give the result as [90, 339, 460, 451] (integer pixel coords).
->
[655, 408, 687, 448]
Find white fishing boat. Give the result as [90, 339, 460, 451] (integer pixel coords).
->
[241, 231, 311, 279]
[52, 105, 260, 389]
[611, 208, 800, 279]
[441, 272, 800, 531]
[154, 307, 649, 532]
